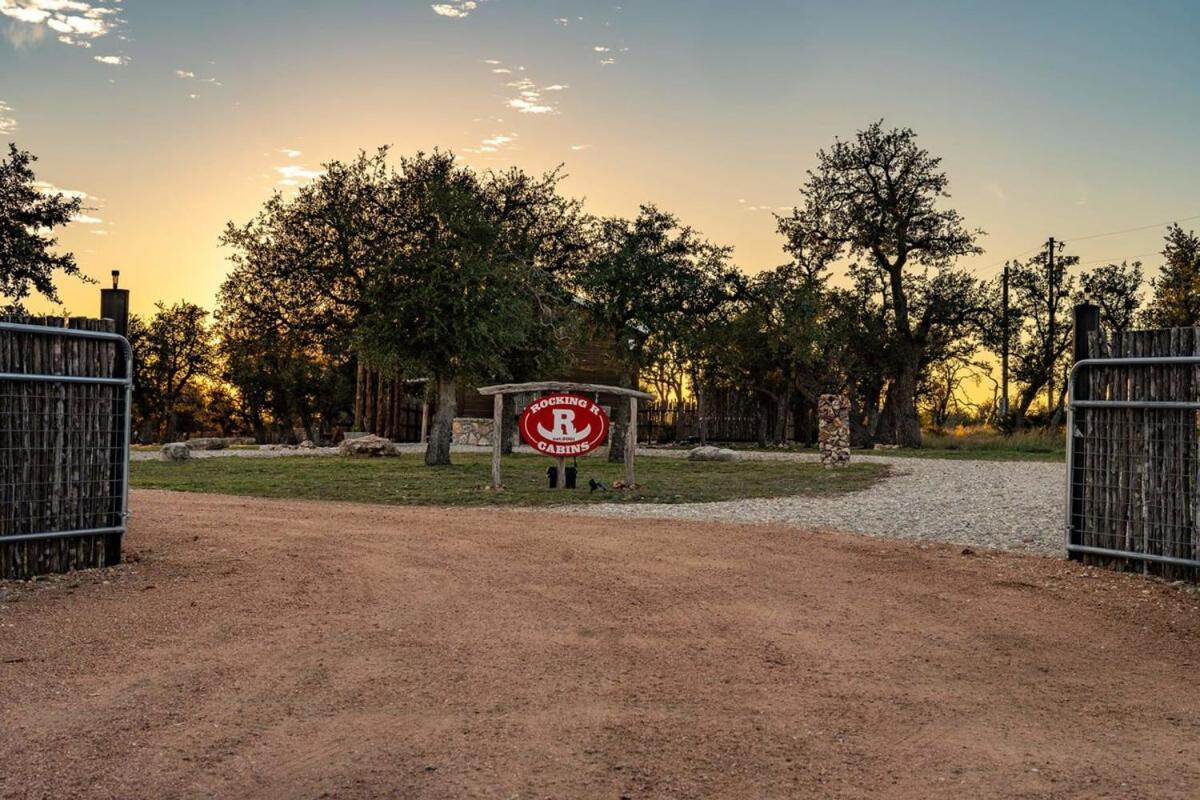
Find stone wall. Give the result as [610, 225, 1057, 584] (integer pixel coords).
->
[817, 394, 851, 469]
[452, 417, 495, 446]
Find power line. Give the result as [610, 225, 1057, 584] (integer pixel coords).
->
[1062, 213, 1200, 244]
[1074, 250, 1161, 269]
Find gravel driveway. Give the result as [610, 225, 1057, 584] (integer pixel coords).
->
[581, 450, 1066, 555]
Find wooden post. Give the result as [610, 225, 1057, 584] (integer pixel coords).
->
[556, 457, 567, 490]
[491, 393, 503, 489]
[419, 400, 430, 443]
[625, 396, 637, 486]
[1069, 303, 1100, 558]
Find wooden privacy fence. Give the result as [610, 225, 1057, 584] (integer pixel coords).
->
[0, 317, 132, 580]
[1066, 304, 1200, 579]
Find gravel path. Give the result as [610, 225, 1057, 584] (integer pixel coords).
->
[132, 444, 1065, 555]
[581, 449, 1066, 556]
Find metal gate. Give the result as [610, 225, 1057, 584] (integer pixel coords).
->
[0, 320, 132, 574]
[1066, 354, 1200, 569]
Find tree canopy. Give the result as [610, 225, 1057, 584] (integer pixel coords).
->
[778, 121, 984, 446]
[0, 143, 87, 307]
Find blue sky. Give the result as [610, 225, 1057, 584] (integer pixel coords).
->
[2, 0, 1198, 312]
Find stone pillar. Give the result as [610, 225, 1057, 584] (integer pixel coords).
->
[817, 394, 851, 469]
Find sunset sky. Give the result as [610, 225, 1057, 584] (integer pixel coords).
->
[3, 0, 1199, 315]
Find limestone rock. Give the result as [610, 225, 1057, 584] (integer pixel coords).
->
[160, 442, 191, 461]
[182, 437, 228, 451]
[338, 434, 397, 457]
[687, 445, 740, 462]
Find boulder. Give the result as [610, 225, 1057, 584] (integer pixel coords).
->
[687, 445, 740, 462]
[338, 434, 398, 457]
[160, 442, 191, 461]
[183, 437, 228, 451]
[298, 439, 317, 449]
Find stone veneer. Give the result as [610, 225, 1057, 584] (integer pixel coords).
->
[452, 417, 496, 446]
[817, 394, 851, 468]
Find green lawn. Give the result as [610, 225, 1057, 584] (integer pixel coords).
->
[130, 453, 887, 507]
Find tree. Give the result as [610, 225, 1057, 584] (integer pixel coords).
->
[710, 264, 824, 445]
[982, 244, 1079, 426]
[1141, 225, 1200, 328]
[1080, 261, 1143, 333]
[355, 152, 574, 465]
[128, 301, 215, 442]
[778, 121, 983, 447]
[219, 148, 412, 349]
[573, 205, 734, 461]
[0, 143, 88, 306]
[215, 289, 353, 443]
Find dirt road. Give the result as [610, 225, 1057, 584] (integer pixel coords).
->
[2, 490, 1199, 799]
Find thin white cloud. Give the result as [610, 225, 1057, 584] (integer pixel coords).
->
[507, 98, 553, 114]
[93, 54, 128, 66]
[553, 17, 568, 26]
[0, 100, 15, 136]
[0, 0, 122, 48]
[503, 76, 565, 115]
[280, 148, 302, 158]
[465, 131, 518, 154]
[431, 1, 482, 19]
[33, 180, 91, 200]
[175, 69, 224, 89]
[569, 144, 591, 151]
[274, 164, 324, 185]
[593, 46, 610, 52]
[90, 229, 108, 235]
[33, 179, 105, 224]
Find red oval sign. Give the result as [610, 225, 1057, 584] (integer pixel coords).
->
[520, 393, 610, 457]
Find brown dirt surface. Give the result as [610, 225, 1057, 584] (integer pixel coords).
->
[2, 490, 1200, 800]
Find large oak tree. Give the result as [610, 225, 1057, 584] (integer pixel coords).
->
[779, 122, 983, 447]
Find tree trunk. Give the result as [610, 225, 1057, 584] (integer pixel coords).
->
[695, 380, 707, 445]
[892, 358, 923, 448]
[775, 387, 791, 445]
[426, 374, 456, 466]
[756, 397, 770, 448]
[875, 383, 898, 444]
[608, 367, 633, 463]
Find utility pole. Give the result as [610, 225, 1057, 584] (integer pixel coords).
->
[1045, 237, 1056, 414]
[1000, 262, 1009, 419]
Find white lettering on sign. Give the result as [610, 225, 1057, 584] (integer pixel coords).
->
[519, 392, 610, 458]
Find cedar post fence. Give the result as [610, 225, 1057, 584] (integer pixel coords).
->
[1065, 309, 1200, 580]
[0, 317, 133, 580]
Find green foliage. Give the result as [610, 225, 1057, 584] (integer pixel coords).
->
[573, 205, 738, 376]
[778, 121, 984, 447]
[1142, 225, 1200, 328]
[1079, 261, 1143, 333]
[127, 301, 215, 442]
[354, 151, 571, 386]
[0, 143, 88, 306]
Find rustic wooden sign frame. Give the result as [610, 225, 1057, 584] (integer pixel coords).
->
[477, 382, 653, 490]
